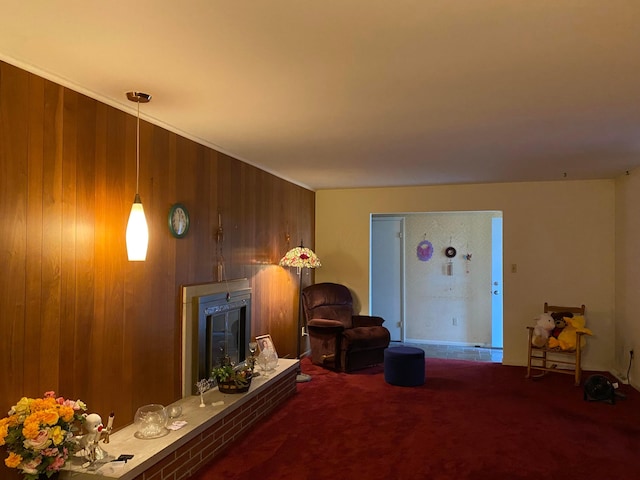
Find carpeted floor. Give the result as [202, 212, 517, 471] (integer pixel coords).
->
[190, 358, 639, 480]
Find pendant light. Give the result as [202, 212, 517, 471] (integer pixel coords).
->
[125, 91, 151, 261]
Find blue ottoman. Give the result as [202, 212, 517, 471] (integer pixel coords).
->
[384, 347, 425, 386]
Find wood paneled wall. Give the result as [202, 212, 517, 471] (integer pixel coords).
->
[0, 61, 315, 440]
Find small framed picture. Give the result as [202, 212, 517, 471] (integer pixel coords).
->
[256, 334, 277, 355]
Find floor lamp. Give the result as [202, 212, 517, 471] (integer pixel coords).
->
[279, 242, 321, 382]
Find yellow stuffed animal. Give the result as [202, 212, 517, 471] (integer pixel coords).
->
[552, 315, 592, 351]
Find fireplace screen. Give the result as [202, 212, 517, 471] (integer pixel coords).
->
[193, 287, 251, 394]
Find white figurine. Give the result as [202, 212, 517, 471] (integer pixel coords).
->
[77, 413, 107, 465]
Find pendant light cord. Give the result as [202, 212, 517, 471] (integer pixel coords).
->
[136, 99, 140, 196]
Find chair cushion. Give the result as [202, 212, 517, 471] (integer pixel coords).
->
[311, 305, 353, 328]
[352, 315, 384, 328]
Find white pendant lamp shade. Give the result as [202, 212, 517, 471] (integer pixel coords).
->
[125, 91, 151, 262]
[126, 193, 149, 261]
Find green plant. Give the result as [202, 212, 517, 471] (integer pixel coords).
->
[211, 364, 252, 387]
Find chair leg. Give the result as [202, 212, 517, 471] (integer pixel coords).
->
[526, 327, 533, 379]
[574, 334, 582, 386]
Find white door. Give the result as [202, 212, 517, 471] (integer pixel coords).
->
[491, 217, 504, 348]
[371, 216, 403, 341]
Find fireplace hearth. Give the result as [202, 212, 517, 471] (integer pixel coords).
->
[181, 279, 251, 396]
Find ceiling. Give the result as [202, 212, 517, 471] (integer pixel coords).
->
[1, 1, 639, 191]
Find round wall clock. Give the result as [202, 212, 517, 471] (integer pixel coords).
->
[168, 203, 190, 238]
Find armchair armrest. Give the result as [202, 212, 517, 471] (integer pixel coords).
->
[308, 318, 344, 333]
[352, 315, 385, 328]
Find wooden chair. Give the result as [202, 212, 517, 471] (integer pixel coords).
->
[526, 302, 587, 386]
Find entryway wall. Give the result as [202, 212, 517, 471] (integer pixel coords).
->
[315, 179, 616, 370]
[372, 211, 500, 347]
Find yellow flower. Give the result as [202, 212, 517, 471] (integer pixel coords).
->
[22, 418, 41, 439]
[31, 397, 56, 412]
[49, 425, 65, 446]
[41, 409, 59, 426]
[59, 405, 74, 423]
[4, 451, 22, 468]
[12, 397, 32, 418]
[4, 415, 19, 428]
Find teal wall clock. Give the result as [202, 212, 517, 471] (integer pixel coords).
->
[168, 203, 190, 238]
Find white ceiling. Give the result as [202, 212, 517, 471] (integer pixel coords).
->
[1, 1, 639, 190]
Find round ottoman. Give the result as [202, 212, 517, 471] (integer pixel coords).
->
[384, 346, 425, 386]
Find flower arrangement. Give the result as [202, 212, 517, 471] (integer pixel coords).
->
[212, 364, 253, 394]
[0, 391, 87, 479]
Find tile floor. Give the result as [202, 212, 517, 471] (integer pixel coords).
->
[397, 342, 503, 363]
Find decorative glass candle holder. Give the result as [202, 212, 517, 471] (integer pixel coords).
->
[134, 404, 168, 439]
[167, 405, 182, 419]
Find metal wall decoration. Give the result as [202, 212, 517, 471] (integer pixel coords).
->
[464, 253, 472, 273]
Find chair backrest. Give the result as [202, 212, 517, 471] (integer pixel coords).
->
[543, 302, 586, 316]
[302, 282, 354, 329]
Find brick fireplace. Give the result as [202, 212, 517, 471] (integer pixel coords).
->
[60, 360, 299, 480]
[58, 279, 299, 480]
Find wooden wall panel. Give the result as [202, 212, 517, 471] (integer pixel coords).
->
[0, 63, 29, 401]
[71, 94, 98, 400]
[25, 74, 45, 396]
[0, 59, 315, 476]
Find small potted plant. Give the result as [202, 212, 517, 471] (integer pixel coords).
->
[211, 364, 253, 394]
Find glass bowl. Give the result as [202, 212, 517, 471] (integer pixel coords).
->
[134, 404, 169, 439]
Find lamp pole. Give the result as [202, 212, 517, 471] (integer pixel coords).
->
[278, 242, 320, 383]
[296, 268, 304, 361]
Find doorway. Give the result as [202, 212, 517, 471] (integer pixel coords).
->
[370, 211, 503, 349]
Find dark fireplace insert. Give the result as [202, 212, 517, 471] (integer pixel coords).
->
[181, 279, 252, 396]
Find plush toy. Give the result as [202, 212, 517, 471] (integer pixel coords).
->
[557, 315, 593, 351]
[550, 311, 572, 339]
[531, 313, 555, 347]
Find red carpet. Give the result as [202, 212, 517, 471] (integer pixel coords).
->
[190, 358, 640, 480]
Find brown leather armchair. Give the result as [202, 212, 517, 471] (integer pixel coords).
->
[302, 282, 390, 372]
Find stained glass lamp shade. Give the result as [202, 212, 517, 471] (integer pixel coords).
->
[279, 245, 322, 271]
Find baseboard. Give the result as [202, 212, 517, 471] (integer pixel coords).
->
[610, 369, 630, 385]
[403, 339, 492, 348]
